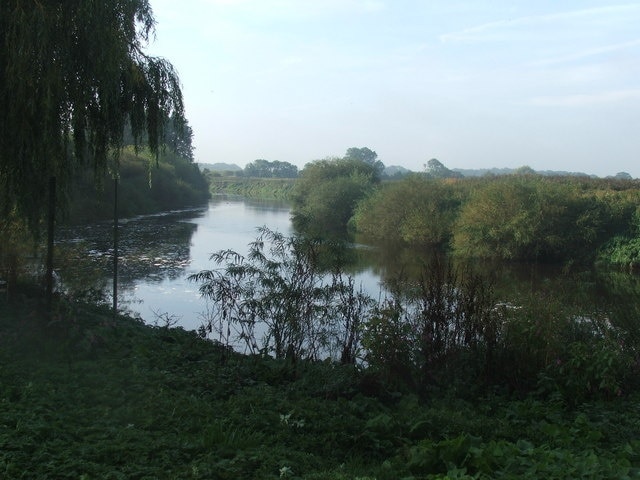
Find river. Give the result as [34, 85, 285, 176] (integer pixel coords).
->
[58, 196, 378, 331]
[57, 196, 640, 336]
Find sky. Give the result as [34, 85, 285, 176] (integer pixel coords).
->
[146, 1, 640, 177]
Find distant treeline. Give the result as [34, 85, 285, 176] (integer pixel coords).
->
[203, 159, 299, 179]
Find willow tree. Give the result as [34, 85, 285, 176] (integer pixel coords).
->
[0, 0, 185, 302]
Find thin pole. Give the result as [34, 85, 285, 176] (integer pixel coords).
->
[45, 176, 56, 311]
[113, 177, 119, 318]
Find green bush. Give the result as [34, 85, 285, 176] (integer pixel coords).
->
[291, 158, 379, 237]
[352, 176, 460, 247]
[66, 147, 209, 223]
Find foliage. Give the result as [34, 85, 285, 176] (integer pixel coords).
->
[344, 147, 385, 176]
[207, 174, 296, 199]
[1, 293, 640, 479]
[189, 227, 373, 362]
[600, 236, 640, 267]
[244, 159, 299, 178]
[450, 176, 634, 262]
[424, 158, 464, 179]
[0, 0, 185, 230]
[363, 259, 499, 394]
[188, 229, 640, 403]
[123, 114, 195, 161]
[348, 175, 640, 264]
[291, 157, 380, 237]
[65, 147, 210, 223]
[598, 205, 640, 267]
[353, 175, 461, 247]
[0, 213, 37, 299]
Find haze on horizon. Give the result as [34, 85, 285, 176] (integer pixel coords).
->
[148, 1, 640, 178]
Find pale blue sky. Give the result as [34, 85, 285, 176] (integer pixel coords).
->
[148, 1, 640, 176]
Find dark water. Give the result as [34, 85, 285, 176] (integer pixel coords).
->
[56, 196, 640, 334]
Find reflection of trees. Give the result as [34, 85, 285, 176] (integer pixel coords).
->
[210, 195, 290, 213]
[353, 239, 640, 338]
[57, 210, 201, 294]
[593, 269, 640, 343]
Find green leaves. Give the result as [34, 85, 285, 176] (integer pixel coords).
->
[291, 157, 379, 237]
[0, 0, 185, 229]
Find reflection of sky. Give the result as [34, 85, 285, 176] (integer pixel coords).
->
[57, 197, 640, 334]
[59, 198, 298, 330]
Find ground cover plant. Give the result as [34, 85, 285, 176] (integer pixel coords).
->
[1, 292, 640, 479]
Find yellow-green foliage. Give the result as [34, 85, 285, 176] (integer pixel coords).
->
[353, 175, 640, 263]
[353, 176, 460, 247]
[207, 175, 295, 199]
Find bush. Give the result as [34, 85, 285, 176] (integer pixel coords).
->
[363, 258, 499, 394]
[189, 227, 374, 363]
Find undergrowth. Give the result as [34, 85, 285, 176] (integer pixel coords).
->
[0, 294, 639, 479]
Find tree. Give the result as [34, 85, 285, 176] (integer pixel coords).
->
[614, 172, 633, 180]
[291, 157, 380, 236]
[424, 159, 463, 179]
[244, 159, 298, 178]
[344, 147, 384, 175]
[0, 1, 185, 299]
[452, 177, 613, 262]
[122, 114, 195, 161]
[353, 176, 460, 247]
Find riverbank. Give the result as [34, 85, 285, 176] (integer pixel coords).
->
[206, 174, 295, 199]
[65, 147, 210, 224]
[1, 294, 639, 479]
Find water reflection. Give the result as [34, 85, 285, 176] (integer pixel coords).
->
[58, 207, 204, 290]
[56, 197, 640, 336]
[56, 197, 293, 329]
[353, 235, 640, 336]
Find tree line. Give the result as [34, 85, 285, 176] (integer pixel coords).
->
[292, 155, 640, 266]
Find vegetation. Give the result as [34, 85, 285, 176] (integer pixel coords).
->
[243, 159, 299, 178]
[0, 0, 187, 303]
[206, 174, 296, 199]
[2, 246, 640, 478]
[423, 158, 464, 179]
[190, 229, 640, 400]
[353, 176, 460, 248]
[2, 4, 639, 476]
[190, 227, 373, 363]
[291, 156, 380, 237]
[65, 147, 209, 224]
[0, 0, 185, 229]
[351, 174, 640, 265]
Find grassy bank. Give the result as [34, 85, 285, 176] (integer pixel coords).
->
[206, 175, 295, 200]
[0, 295, 639, 479]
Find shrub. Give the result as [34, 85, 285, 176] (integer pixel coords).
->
[189, 227, 374, 363]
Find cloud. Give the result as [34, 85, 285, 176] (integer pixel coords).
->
[528, 88, 640, 107]
[528, 39, 640, 67]
[440, 4, 640, 43]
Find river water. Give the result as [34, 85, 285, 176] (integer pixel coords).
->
[58, 196, 379, 331]
[57, 196, 640, 335]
